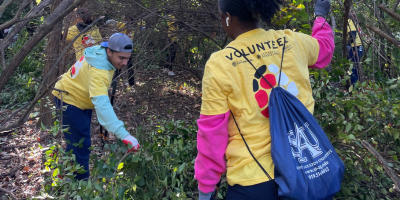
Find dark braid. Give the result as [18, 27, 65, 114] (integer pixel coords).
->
[219, 0, 282, 23]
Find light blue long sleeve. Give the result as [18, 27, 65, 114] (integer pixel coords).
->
[91, 95, 129, 140]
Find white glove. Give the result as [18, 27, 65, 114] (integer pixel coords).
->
[122, 135, 140, 152]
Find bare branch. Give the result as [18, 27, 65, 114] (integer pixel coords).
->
[0, 0, 14, 16]
[362, 140, 400, 195]
[366, 24, 400, 49]
[1, 0, 56, 50]
[0, 187, 17, 200]
[0, 0, 86, 93]
[0, 12, 47, 31]
[393, 0, 400, 11]
[378, 4, 400, 22]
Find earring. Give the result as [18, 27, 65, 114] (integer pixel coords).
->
[226, 17, 229, 27]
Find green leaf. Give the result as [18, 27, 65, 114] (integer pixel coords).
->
[299, 10, 308, 22]
[41, 123, 46, 131]
[132, 154, 141, 162]
[349, 113, 353, 119]
[393, 155, 398, 162]
[94, 182, 103, 192]
[87, 179, 92, 190]
[117, 162, 124, 170]
[349, 85, 353, 93]
[72, 143, 79, 147]
[134, 176, 145, 187]
[178, 163, 186, 173]
[79, 138, 85, 144]
[132, 184, 137, 192]
[345, 123, 352, 132]
[53, 168, 59, 177]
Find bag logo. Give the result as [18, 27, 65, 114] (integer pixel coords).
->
[288, 122, 323, 163]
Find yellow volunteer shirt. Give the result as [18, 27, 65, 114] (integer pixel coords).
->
[66, 25, 103, 60]
[52, 56, 114, 110]
[201, 28, 319, 186]
[347, 19, 362, 47]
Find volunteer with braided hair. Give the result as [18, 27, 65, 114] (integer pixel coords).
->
[53, 33, 140, 180]
[194, 0, 333, 199]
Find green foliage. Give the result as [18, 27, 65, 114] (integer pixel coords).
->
[0, 28, 45, 108]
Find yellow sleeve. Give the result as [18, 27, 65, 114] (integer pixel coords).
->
[92, 27, 103, 44]
[89, 67, 111, 98]
[200, 58, 229, 115]
[66, 25, 79, 41]
[295, 32, 319, 66]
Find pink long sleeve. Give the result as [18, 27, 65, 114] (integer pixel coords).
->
[309, 17, 335, 69]
[194, 111, 230, 193]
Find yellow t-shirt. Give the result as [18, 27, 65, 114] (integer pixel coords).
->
[201, 28, 319, 186]
[168, 15, 178, 41]
[347, 19, 362, 47]
[66, 25, 103, 61]
[52, 56, 114, 110]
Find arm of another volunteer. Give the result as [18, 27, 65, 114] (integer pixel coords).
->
[89, 68, 140, 152]
[309, 17, 334, 69]
[195, 63, 229, 198]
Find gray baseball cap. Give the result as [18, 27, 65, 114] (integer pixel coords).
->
[100, 33, 133, 52]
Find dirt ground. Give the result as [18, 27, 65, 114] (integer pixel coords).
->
[0, 67, 202, 199]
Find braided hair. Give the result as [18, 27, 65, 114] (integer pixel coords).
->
[218, 0, 282, 23]
[76, 8, 93, 25]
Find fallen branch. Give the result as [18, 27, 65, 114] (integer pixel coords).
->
[0, 188, 17, 200]
[365, 24, 400, 49]
[362, 140, 400, 194]
[378, 4, 400, 22]
[0, 144, 28, 150]
[0, 102, 30, 127]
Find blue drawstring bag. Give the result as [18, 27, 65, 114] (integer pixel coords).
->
[227, 41, 345, 200]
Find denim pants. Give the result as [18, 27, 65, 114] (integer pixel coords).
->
[347, 45, 364, 85]
[226, 180, 279, 200]
[54, 97, 92, 180]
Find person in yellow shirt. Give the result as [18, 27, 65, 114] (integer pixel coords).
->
[347, 18, 363, 85]
[66, 8, 102, 61]
[194, 0, 334, 199]
[53, 33, 140, 180]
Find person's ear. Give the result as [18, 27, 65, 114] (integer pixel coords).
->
[226, 12, 232, 26]
[106, 48, 112, 57]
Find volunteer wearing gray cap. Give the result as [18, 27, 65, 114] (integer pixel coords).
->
[53, 33, 140, 180]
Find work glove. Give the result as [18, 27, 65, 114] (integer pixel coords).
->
[314, 0, 330, 18]
[198, 189, 213, 200]
[122, 135, 140, 152]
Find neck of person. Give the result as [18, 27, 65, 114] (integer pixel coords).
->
[232, 21, 261, 40]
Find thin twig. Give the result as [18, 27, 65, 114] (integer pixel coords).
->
[1, 144, 28, 149]
[0, 188, 18, 200]
[0, 102, 30, 127]
[112, 151, 130, 200]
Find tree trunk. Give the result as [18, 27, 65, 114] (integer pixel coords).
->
[0, 0, 85, 93]
[342, 0, 351, 58]
[37, 0, 63, 127]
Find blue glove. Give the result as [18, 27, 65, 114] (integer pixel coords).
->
[199, 188, 213, 200]
[314, 0, 331, 18]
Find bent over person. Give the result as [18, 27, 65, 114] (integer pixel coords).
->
[53, 33, 140, 180]
[194, 0, 333, 199]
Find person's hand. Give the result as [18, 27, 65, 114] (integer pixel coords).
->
[314, 0, 330, 18]
[122, 135, 140, 152]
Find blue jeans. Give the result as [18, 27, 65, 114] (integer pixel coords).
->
[347, 45, 364, 85]
[226, 180, 279, 200]
[54, 97, 92, 180]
